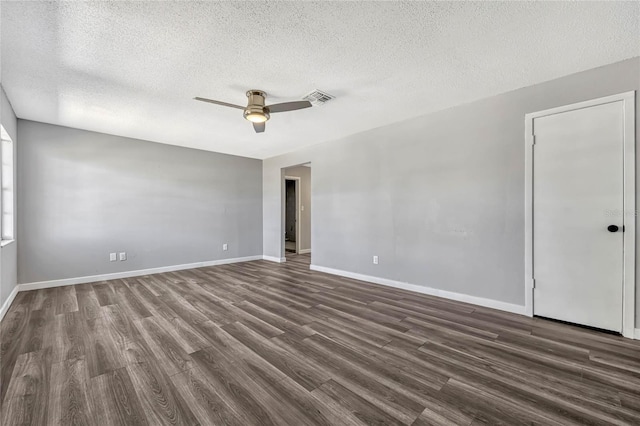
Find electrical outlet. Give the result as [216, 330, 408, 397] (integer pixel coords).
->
[119, 252, 127, 261]
[109, 253, 117, 262]
[301, 205, 305, 211]
[373, 255, 379, 265]
[223, 243, 228, 251]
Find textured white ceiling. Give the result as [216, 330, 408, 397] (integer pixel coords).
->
[1, 1, 639, 159]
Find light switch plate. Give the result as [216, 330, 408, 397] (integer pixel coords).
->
[109, 253, 117, 262]
[119, 252, 127, 261]
[223, 243, 228, 251]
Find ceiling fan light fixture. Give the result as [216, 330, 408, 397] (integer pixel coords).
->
[244, 110, 269, 123]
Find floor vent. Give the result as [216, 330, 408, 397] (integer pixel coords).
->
[303, 89, 335, 106]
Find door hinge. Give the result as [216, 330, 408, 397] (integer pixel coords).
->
[531, 135, 536, 146]
[531, 278, 536, 289]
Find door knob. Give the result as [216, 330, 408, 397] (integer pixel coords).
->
[607, 225, 619, 232]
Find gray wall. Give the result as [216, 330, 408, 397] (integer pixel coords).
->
[18, 121, 263, 284]
[0, 85, 17, 309]
[263, 57, 640, 325]
[285, 166, 311, 252]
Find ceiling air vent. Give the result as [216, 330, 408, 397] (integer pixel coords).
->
[303, 89, 335, 106]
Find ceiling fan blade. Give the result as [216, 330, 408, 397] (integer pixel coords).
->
[266, 100, 312, 113]
[253, 122, 265, 133]
[194, 97, 245, 110]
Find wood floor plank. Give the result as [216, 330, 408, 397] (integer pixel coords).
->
[306, 321, 449, 392]
[75, 283, 102, 321]
[135, 275, 167, 297]
[126, 361, 199, 426]
[274, 333, 420, 424]
[314, 379, 405, 426]
[198, 322, 292, 385]
[1, 349, 52, 426]
[411, 404, 475, 426]
[44, 311, 85, 363]
[157, 291, 209, 325]
[223, 321, 330, 391]
[189, 348, 283, 425]
[307, 386, 370, 426]
[403, 315, 499, 342]
[102, 304, 143, 348]
[416, 344, 634, 425]
[190, 320, 254, 363]
[196, 344, 331, 425]
[299, 334, 425, 423]
[439, 378, 566, 426]
[90, 367, 148, 426]
[148, 313, 210, 354]
[83, 315, 126, 378]
[620, 391, 640, 412]
[0, 297, 32, 405]
[242, 293, 316, 326]
[179, 289, 242, 326]
[18, 309, 48, 355]
[169, 366, 247, 425]
[235, 359, 339, 426]
[419, 334, 626, 414]
[133, 317, 193, 376]
[233, 299, 315, 339]
[47, 357, 94, 426]
[372, 299, 523, 337]
[54, 286, 79, 315]
[31, 288, 57, 317]
[127, 278, 179, 321]
[2, 253, 640, 425]
[92, 283, 117, 306]
[225, 304, 286, 338]
[112, 279, 153, 320]
[311, 304, 424, 347]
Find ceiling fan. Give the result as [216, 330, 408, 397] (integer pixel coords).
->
[194, 90, 312, 133]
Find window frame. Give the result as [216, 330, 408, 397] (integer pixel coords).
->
[1, 125, 15, 245]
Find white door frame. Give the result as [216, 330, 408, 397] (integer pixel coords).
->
[524, 91, 636, 338]
[284, 176, 301, 255]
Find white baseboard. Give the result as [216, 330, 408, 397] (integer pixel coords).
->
[298, 249, 311, 254]
[634, 328, 640, 340]
[0, 285, 19, 321]
[17, 255, 264, 292]
[262, 255, 286, 263]
[309, 264, 527, 316]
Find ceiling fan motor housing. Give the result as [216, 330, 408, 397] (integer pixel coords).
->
[244, 90, 270, 122]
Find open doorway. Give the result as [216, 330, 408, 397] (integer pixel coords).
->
[284, 177, 299, 254]
[283, 164, 311, 263]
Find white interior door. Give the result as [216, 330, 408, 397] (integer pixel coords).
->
[532, 100, 625, 332]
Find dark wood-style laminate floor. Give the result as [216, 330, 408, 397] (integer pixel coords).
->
[2, 253, 640, 425]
